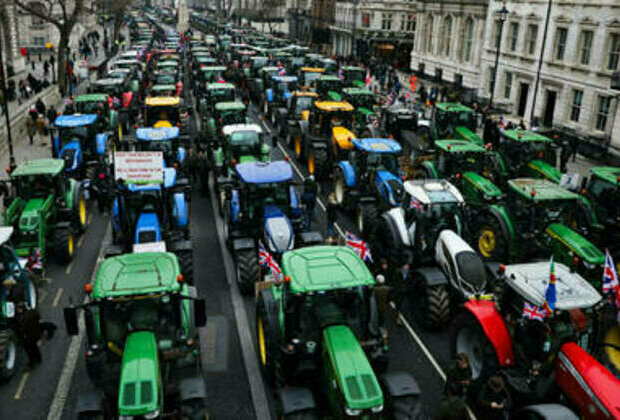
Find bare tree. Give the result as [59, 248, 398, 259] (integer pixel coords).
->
[13, 0, 94, 95]
[108, 0, 133, 52]
[256, 0, 284, 33]
[216, 0, 234, 20]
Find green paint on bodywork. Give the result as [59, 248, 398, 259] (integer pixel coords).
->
[19, 199, 45, 230]
[75, 93, 109, 103]
[463, 172, 503, 198]
[213, 148, 223, 166]
[342, 88, 373, 96]
[545, 223, 605, 265]
[352, 80, 364, 89]
[421, 161, 438, 178]
[490, 204, 517, 253]
[206, 82, 235, 91]
[282, 246, 374, 294]
[508, 179, 578, 201]
[435, 140, 486, 153]
[526, 160, 562, 183]
[435, 103, 474, 113]
[590, 166, 620, 187]
[239, 155, 258, 163]
[357, 107, 373, 117]
[118, 331, 160, 416]
[214, 101, 246, 112]
[327, 91, 342, 101]
[323, 325, 383, 410]
[454, 126, 483, 145]
[11, 159, 64, 177]
[502, 130, 552, 143]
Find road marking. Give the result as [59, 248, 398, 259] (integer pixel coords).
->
[65, 260, 74, 275]
[78, 233, 85, 247]
[38, 288, 49, 304]
[52, 288, 63, 307]
[209, 177, 271, 420]
[47, 224, 110, 420]
[14, 372, 29, 400]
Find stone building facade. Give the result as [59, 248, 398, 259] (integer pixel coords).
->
[1, 1, 25, 76]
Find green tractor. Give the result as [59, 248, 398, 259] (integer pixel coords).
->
[342, 87, 380, 135]
[74, 93, 122, 141]
[0, 227, 38, 381]
[256, 245, 424, 418]
[2, 159, 89, 264]
[198, 83, 236, 141]
[420, 103, 482, 146]
[204, 101, 249, 146]
[473, 178, 604, 287]
[341, 66, 366, 88]
[63, 252, 207, 419]
[313, 74, 344, 101]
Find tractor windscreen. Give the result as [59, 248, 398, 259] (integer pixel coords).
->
[156, 75, 176, 85]
[303, 72, 321, 85]
[346, 70, 365, 83]
[59, 125, 91, 147]
[138, 140, 173, 154]
[353, 95, 374, 110]
[437, 151, 481, 174]
[146, 106, 179, 126]
[366, 153, 398, 174]
[277, 82, 292, 93]
[15, 175, 56, 200]
[587, 178, 620, 223]
[294, 96, 313, 114]
[317, 80, 341, 95]
[221, 111, 245, 126]
[210, 89, 234, 102]
[455, 251, 486, 293]
[230, 131, 259, 147]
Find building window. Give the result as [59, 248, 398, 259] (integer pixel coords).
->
[525, 24, 539, 55]
[33, 37, 45, 46]
[405, 14, 416, 32]
[608, 33, 620, 71]
[595, 96, 611, 131]
[381, 13, 392, 31]
[362, 13, 370, 28]
[570, 89, 583, 122]
[425, 15, 434, 54]
[443, 16, 453, 57]
[508, 22, 519, 52]
[579, 30, 593, 65]
[464, 18, 474, 62]
[504, 72, 512, 99]
[554, 27, 568, 61]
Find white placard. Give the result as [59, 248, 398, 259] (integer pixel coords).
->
[133, 241, 167, 254]
[560, 173, 580, 191]
[115, 152, 164, 184]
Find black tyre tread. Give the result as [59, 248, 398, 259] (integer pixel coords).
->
[54, 228, 74, 263]
[256, 300, 279, 385]
[475, 216, 509, 263]
[0, 329, 17, 381]
[236, 249, 260, 295]
[426, 284, 450, 329]
[176, 250, 194, 285]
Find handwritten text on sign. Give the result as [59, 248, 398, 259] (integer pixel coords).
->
[114, 152, 164, 184]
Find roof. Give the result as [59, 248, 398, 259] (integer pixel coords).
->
[135, 126, 180, 141]
[271, 75, 298, 83]
[11, 158, 64, 177]
[150, 84, 177, 91]
[214, 101, 246, 111]
[546, 223, 605, 264]
[282, 245, 375, 294]
[435, 102, 474, 113]
[342, 88, 373, 96]
[291, 91, 318, 98]
[300, 67, 325, 73]
[342, 66, 364, 71]
[435, 140, 487, 153]
[508, 178, 579, 201]
[74, 93, 109, 103]
[92, 252, 182, 299]
[234, 161, 292, 184]
[590, 166, 620, 186]
[54, 114, 98, 127]
[222, 123, 262, 136]
[200, 65, 226, 72]
[317, 74, 342, 82]
[206, 82, 235, 90]
[144, 96, 181, 106]
[157, 60, 178, 67]
[403, 179, 465, 205]
[502, 129, 552, 143]
[352, 138, 401, 154]
[94, 78, 124, 86]
[314, 101, 354, 112]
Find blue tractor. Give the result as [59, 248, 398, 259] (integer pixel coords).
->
[332, 138, 404, 234]
[134, 127, 188, 173]
[264, 75, 297, 126]
[222, 161, 322, 294]
[109, 167, 194, 282]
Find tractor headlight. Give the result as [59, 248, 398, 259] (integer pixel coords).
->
[371, 404, 384, 413]
[143, 410, 160, 419]
[345, 407, 361, 416]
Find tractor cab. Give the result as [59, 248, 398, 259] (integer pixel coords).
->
[298, 67, 325, 90]
[581, 167, 620, 253]
[313, 74, 343, 101]
[204, 82, 236, 112]
[143, 96, 184, 128]
[432, 102, 481, 145]
[92, 77, 137, 111]
[342, 88, 379, 134]
[213, 101, 248, 132]
[63, 252, 206, 419]
[263, 75, 298, 120]
[135, 127, 186, 170]
[148, 83, 180, 98]
[341, 66, 366, 88]
[196, 65, 227, 90]
[249, 56, 269, 77]
[287, 91, 317, 120]
[52, 114, 109, 175]
[497, 129, 559, 182]
[153, 72, 178, 87]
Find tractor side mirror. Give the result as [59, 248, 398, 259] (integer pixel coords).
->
[64, 307, 79, 335]
[194, 298, 207, 327]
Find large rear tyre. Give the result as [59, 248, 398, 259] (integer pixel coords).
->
[0, 329, 18, 382]
[176, 249, 194, 285]
[356, 204, 379, 238]
[308, 148, 328, 180]
[369, 216, 405, 267]
[450, 312, 499, 381]
[423, 284, 450, 329]
[75, 191, 89, 233]
[181, 398, 208, 420]
[475, 217, 509, 262]
[54, 227, 76, 264]
[236, 249, 260, 295]
[256, 298, 280, 385]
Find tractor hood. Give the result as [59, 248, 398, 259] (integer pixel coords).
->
[375, 170, 403, 206]
[455, 126, 483, 145]
[327, 91, 342, 101]
[323, 325, 384, 411]
[59, 141, 82, 172]
[333, 126, 356, 151]
[462, 172, 503, 199]
[239, 155, 258, 163]
[527, 159, 562, 183]
[263, 204, 294, 254]
[545, 223, 605, 265]
[118, 331, 161, 417]
[358, 107, 374, 117]
[19, 198, 45, 231]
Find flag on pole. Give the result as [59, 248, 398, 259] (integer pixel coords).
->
[364, 70, 372, 89]
[27, 248, 44, 272]
[543, 257, 557, 313]
[409, 196, 424, 211]
[258, 241, 283, 282]
[345, 232, 373, 263]
[603, 250, 620, 318]
[278, 66, 286, 76]
[522, 302, 548, 321]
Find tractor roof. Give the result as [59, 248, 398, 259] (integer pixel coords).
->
[508, 178, 579, 201]
[11, 158, 64, 177]
[74, 93, 109, 102]
[234, 161, 292, 184]
[94, 78, 124, 86]
[352, 138, 401, 154]
[54, 114, 98, 127]
[342, 88, 373, 96]
[145, 96, 181, 107]
[504, 262, 601, 309]
[546, 223, 605, 265]
[300, 67, 325, 73]
[590, 166, 620, 186]
[196, 56, 216, 63]
[200, 65, 227, 72]
[206, 82, 235, 90]
[435, 102, 474, 113]
[271, 75, 298, 83]
[215, 101, 246, 111]
[222, 123, 262, 136]
[151, 84, 177, 91]
[314, 101, 354, 112]
[502, 129, 552, 143]
[342, 66, 364, 71]
[435, 140, 487, 153]
[291, 91, 318, 98]
[403, 179, 465, 205]
[157, 60, 178, 67]
[92, 252, 182, 299]
[317, 74, 342, 82]
[282, 245, 375, 294]
[135, 126, 180, 141]
[259, 66, 280, 73]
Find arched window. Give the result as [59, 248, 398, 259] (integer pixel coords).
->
[425, 14, 434, 54]
[464, 17, 474, 62]
[443, 16, 453, 56]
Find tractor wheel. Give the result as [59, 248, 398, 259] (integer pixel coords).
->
[0, 329, 18, 382]
[356, 204, 378, 238]
[283, 410, 319, 420]
[293, 133, 303, 159]
[23, 272, 38, 310]
[309, 148, 328, 180]
[602, 325, 620, 376]
[181, 398, 208, 420]
[450, 311, 499, 381]
[475, 217, 509, 262]
[54, 227, 76, 264]
[333, 170, 347, 206]
[256, 299, 279, 385]
[176, 249, 194, 285]
[236, 249, 260, 295]
[414, 282, 450, 330]
[370, 216, 405, 267]
[75, 191, 89, 233]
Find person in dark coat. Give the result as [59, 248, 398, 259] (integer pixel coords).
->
[326, 192, 338, 243]
[372, 274, 391, 328]
[436, 381, 468, 420]
[446, 353, 472, 398]
[301, 175, 318, 231]
[477, 375, 512, 420]
[35, 98, 46, 116]
[12, 303, 42, 368]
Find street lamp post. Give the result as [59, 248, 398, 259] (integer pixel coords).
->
[489, 4, 508, 110]
[0, 33, 15, 170]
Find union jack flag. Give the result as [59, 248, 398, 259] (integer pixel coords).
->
[522, 302, 548, 321]
[258, 241, 283, 282]
[603, 249, 620, 319]
[364, 70, 372, 89]
[542, 256, 557, 313]
[338, 66, 344, 80]
[345, 232, 373, 263]
[27, 248, 44, 272]
[386, 89, 396, 107]
[409, 196, 424, 211]
[278, 66, 286, 76]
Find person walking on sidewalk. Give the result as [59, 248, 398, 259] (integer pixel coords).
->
[36, 114, 47, 146]
[301, 175, 318, 231]
[26, 111, 37, 145]
[35, 97, 46, 116]
[326, 192, 338, 243]
[47, 105, 57, 127]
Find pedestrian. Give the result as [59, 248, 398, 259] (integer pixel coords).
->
[31, 60, 35, 71]
[518, 119, 526, 130]
[36, 113, 47, 146]
[47, 105, 57, 127]
[326, 192, 338, 243]
[12, 302, 42, 369]
[43, 60, 50, 78]
[372, 274, 391, 328]
[301, 175, 317, 231]
[435, 381, 468, 420]
[186, 147, 198, 184]
[445, 353, 472, 399]
[35, 97, 46, 116]
[477, 375, 512, 420]
[26, 110, 36, 145]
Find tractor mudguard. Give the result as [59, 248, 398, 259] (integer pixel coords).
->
[95, 133, 107, 155]
[421, 161, 438, 178]
[76, 390, 104, 415]
[463, 300, 515, 368]
[168, 239, 192, 252]
[338, 161, 356, 187]
[556, 342, 620, 420]
[382, 371, 421, 398]
[266, 88, 274, 102]
[233, 237, 255, 252]
[414, 267, 448, 287]
[172, 192, 189, 228]
[278, 387, 316, 416]
[383, 208, 411, 247]
[487, 204, 516, 253]
[179, 376, 207, 401]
